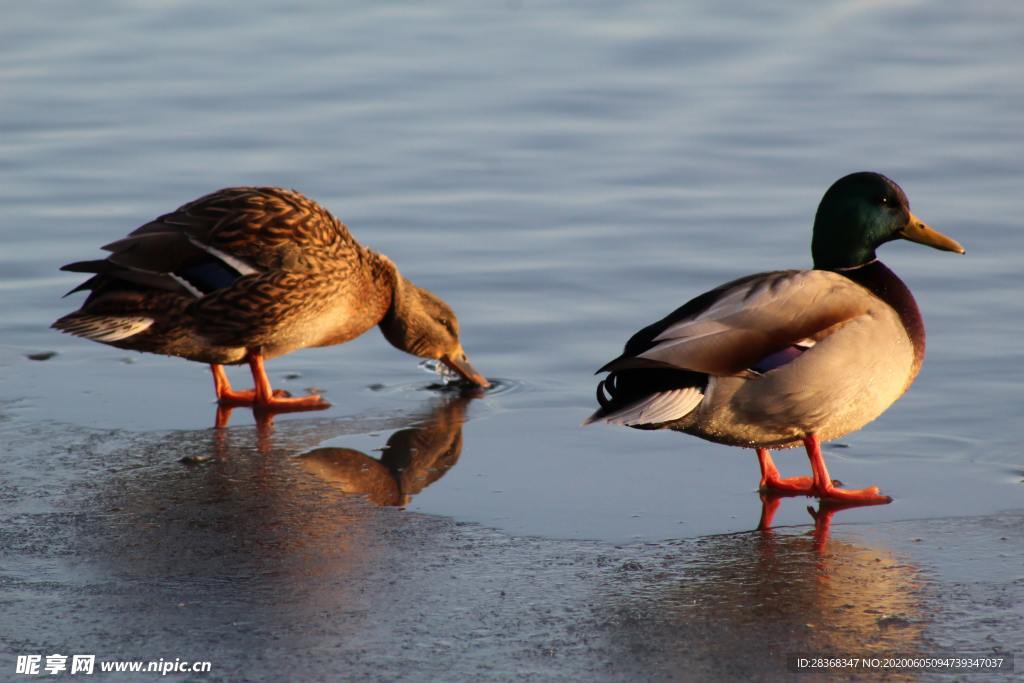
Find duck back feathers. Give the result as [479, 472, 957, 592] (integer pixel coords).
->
[54, 187, 394, 364]
[586, 268, 919, 445]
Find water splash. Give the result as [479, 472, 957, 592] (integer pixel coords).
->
[418, 359, 459, 385]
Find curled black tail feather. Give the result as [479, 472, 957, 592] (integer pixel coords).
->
[595, 372, 619, 409]
[586, 368, 708, 425]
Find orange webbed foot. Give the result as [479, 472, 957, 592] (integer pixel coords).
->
[251, 394, 331, 413]
[757, 447, 824, 496]
[210, 360, 330, 414]
[215, 387, 292, 407]
[759, 473, 816, 495]
[814, 482, 892, 505]
[803, 435, 892, 505]
[756, 443, 891, 505]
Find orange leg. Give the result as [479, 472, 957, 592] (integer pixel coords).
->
[211, 364, 264, 405]
[209, 357, 329, 412]
[211, 363, 291, 405]
[757, 447, 815, 495]
[246, 353, 330, 412]
[803, 434, 891, 504]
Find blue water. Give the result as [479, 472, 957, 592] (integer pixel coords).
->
[2, 1, 1022, 542]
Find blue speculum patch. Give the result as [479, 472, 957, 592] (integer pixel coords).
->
[178, 260, 243, 294]
[750, 344, 808, 373]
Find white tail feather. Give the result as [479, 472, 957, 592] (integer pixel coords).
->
[600, 387, 704, 427]
[55, 315, 155, 342]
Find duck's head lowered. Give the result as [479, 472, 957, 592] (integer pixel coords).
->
[811, 171, 965, 270]
[379, 273, 490, 388]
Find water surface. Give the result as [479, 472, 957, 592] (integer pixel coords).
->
[3, 1, 1021, 542]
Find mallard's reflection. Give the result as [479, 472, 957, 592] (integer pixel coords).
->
[757, 492, 880, 551]
[602, 503, 927, 678]
[296, 391, 475, 506]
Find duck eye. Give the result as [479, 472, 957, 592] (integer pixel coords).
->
[879, 195, 888, 205]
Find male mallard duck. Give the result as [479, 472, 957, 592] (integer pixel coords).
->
[586, 172, 964, 503]
[54, 187, 490, 411]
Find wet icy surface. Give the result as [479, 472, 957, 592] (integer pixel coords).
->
[1, 416, 1021, 681]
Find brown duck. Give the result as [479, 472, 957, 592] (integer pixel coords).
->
[53, 187, 489, 411]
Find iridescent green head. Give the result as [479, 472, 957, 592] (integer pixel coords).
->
[811, 172, 964, 270]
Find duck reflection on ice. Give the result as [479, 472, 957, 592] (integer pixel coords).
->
[296, 390, 478, 506]
[601, 515, 927, 678]
[757, 491, 879, 551]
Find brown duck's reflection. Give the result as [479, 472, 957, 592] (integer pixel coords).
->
[83, 393, 480, 587]
[296, 392, 475, 507]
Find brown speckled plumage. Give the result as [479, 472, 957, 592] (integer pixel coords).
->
[54, 187, 489, 409]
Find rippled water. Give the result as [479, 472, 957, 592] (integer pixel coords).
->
[2, 1, 1022, 544]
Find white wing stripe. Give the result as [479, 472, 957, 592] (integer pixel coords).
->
[187, 236, 258, 276]
[168, 273, 204, 298]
